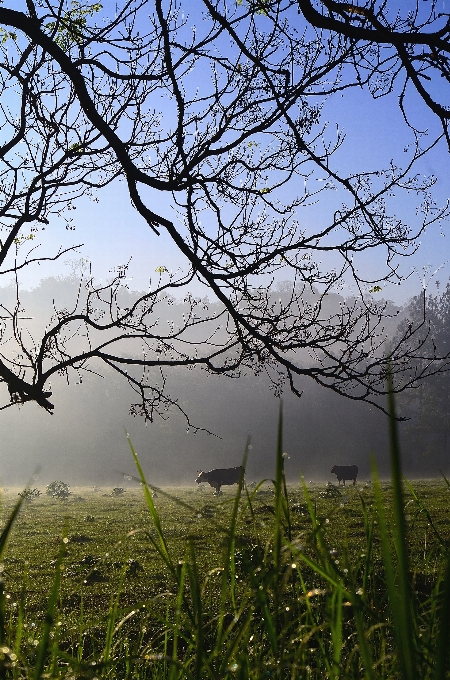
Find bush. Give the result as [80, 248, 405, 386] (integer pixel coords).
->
[17, 487, 41, 502]
[46, 480, 71, 500]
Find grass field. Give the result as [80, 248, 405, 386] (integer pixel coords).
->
[1, 460, 449, 679]
[1, 399, 450, 680]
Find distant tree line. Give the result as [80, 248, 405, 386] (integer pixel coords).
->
[395, 279, 450, 471]
[1, 274, 449, 482]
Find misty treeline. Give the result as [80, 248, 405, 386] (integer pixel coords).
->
[0, 0, 449, 421]
[0, 274, 448, 485]
[394, 278, 450, 472]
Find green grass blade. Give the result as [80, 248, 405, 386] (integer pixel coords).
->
[272, 400, 290, 644]
[291, 549, 343, 591]
[359, 493, 375, 599]
[126, 431, 175, 576]
[12, 560, 28, 674]
[32, 534, 65, 680]
[248, 567, 278, 656]
[372, 457, 416, 680]
[440, 469, 450, 493]
[187, 541, 203, 680]
[169, 558, 187, 680]
[351, 606, 376, 680]
[432, 547, 450, 680]
[403, 478, 446, 547]
[215, 438, 249, 648]
[330, 583, 344, 677]
[228, 446, 248, 614]
[273, 401, 284, 577]
[386, 378, 417, 680]
[0, 495, 24, 560]
[102, 564, 127, 665]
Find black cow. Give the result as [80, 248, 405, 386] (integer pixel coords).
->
[195, 466, 244, 494]
[331, 464, 358, 486]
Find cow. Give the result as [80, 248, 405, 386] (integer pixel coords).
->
[331, 464, 358, 486]
[195, 466, 244, 494]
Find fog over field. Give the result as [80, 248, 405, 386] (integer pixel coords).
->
[0, 276, 448, 488]
[0, 363, 390, 488]
[1, 0, 450, 495]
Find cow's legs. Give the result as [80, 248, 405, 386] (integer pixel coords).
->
[210, 481, 222, 495]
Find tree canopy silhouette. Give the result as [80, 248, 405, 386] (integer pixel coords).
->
[394, 276, 450, 460]
[0, 0, 449, 422]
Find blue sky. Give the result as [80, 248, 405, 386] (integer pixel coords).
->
[4, 0, 450, 305]
[19, 89, 447, 305]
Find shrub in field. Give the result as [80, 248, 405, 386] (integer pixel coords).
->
[17, 487, 41, 502]
[46, 480, 71, 500]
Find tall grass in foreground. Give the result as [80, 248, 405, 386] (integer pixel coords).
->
[0, 401, 449, 678]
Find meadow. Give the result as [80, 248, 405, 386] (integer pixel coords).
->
[0, 426, 450, 679]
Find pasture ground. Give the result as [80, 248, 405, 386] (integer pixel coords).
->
[0, 478, 449, 677]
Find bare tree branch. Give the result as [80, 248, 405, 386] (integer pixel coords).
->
[0, 0, 448, 423]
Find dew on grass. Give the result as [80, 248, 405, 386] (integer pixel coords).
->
[306, 588, 325, 598]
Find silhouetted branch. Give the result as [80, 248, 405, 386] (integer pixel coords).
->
[0, 0, 448, 421]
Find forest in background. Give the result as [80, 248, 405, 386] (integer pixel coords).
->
[0, 275, 448, 487]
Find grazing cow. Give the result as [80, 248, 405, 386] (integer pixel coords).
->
[331, 464, 358, 486]
[195, 466, 244, 494]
